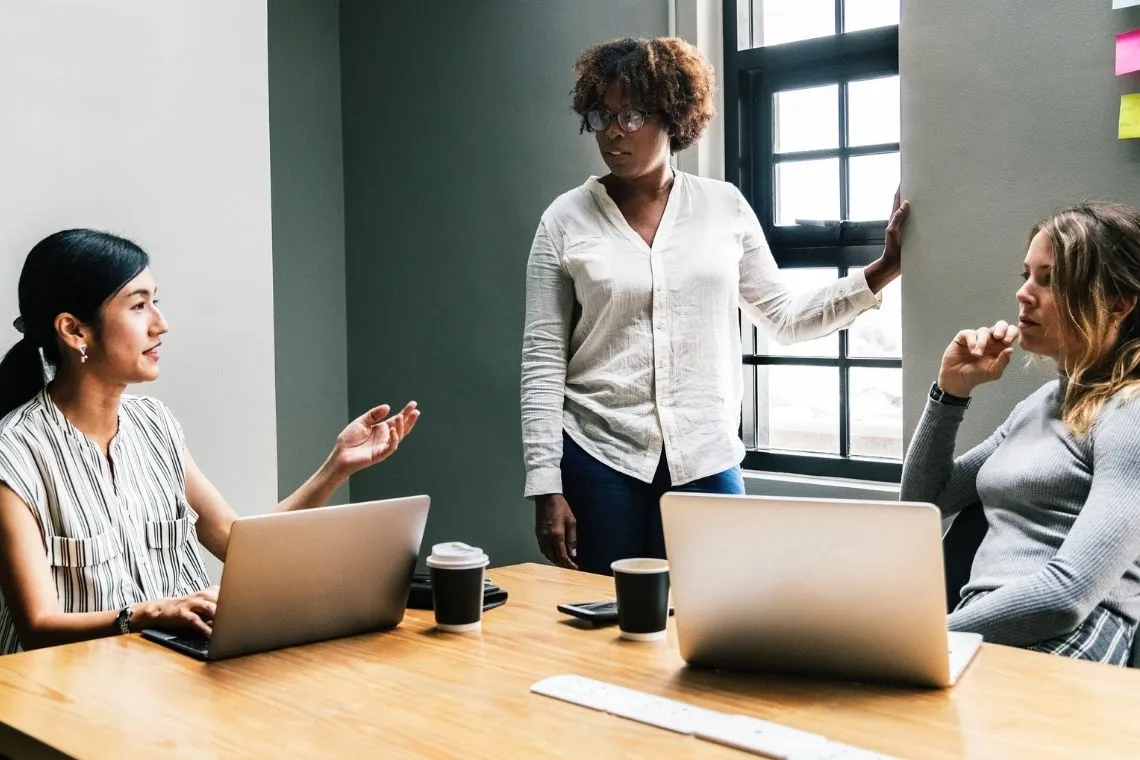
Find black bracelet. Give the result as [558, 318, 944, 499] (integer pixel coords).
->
[929, 382, 971, 408]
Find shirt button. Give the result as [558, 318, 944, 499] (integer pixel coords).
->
[656, 321, 664, 329]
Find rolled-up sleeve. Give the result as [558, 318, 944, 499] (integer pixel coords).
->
[735, 188, 880, 344]
[520, 219, 574, 497]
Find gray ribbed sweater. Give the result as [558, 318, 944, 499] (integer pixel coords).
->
[901, 380, 1140, 646]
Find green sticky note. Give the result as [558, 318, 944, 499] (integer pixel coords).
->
[1121, 94, 1140, 139]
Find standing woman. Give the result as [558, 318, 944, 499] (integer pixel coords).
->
[521, 37, 908, 574]
[0, 229, 419, 653]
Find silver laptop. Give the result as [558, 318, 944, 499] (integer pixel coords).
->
[142, 495, 430, 660]
[659, 492, 982, 688]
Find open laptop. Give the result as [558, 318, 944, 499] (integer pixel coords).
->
[659, 492, 982, 688]
[142, 495, 429, 661]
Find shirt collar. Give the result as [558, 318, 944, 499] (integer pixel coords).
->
[38, 387, 125, 450]
[585, 169, 682, 199]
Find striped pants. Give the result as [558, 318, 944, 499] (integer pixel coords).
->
[957, 591, 1136, 666]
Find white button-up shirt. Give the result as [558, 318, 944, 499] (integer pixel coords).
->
[520, 171, 881, 497]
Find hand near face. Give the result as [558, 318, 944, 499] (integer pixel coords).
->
[331, 402, 420, 477]
[938, 321, 1020, 398]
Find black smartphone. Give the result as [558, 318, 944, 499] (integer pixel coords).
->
[557, 600, 674, 625]
[557, 600, 620, 624]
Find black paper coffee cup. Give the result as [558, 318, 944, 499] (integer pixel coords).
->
[611, 558, 670, 641]
[426, 542, 490, 632]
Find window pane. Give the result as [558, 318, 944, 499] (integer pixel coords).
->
[758, 0, 835, 47]
[848, 152, 899, 222]
[774, 84, 838, 154]
[775, 158, 839, 226]
[759, 365, 839, 454]
[755, 269, 839, 357]
[848, 267, 901, 358]
[737, 0, 753, 50]
[844, 0, 900, 34]
[849, 368, 903, 459]
[847, 75, 899, 147]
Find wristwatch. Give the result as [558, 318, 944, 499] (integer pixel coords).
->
[115, 605, 134, 635]
[929, 381, 971, 408]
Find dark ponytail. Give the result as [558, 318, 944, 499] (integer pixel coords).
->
[0, 338, 48, 420]
[0, 229, 149, 418]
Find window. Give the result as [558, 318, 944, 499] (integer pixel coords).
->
[725, 0, 901, 481]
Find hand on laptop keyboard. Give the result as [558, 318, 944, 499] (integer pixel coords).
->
[131, 586, 218, 637]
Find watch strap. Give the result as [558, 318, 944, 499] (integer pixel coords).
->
[930, 381, 971, 408]
[115, 606, 133, 634]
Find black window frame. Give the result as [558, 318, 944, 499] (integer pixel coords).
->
[725, 1, 902, 482]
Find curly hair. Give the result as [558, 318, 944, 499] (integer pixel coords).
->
[571, 37, 716, 154]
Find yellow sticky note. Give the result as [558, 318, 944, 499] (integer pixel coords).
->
[1121, 94, 1140, 140]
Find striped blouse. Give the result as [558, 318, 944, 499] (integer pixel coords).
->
[0, 390, 210, 654]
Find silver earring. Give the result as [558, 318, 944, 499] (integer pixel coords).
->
[79, 344, 88, 364]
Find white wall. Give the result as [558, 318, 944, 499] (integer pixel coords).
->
[673, 0, 725, 182]
[900, 0, 1140, 452]
[0, 0, 277, 575]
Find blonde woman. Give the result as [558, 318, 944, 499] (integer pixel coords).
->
[902, 203, 1140, 664]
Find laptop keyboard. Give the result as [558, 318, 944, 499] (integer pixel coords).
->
[169, 635, 210, 655]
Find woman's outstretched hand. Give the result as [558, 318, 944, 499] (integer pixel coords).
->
[330, 401, 420, 477]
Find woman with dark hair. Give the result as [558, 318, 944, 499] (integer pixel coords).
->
[903, 203, 1140, 664]
[0, 229, 419, 653]
[520, 37, 908, 574]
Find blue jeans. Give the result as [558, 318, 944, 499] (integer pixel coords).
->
[560, 433, 745, 575]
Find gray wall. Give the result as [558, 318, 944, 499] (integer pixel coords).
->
[900, 1, 1140, 452]
[0, 1, 277, 582]
[339, 0, 668, 565]
[269, 0, 350, 504]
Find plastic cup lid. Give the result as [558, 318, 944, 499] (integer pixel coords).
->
[426, 541, 489, 569]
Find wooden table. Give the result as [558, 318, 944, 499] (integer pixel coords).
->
[0, 563, 1138, 759]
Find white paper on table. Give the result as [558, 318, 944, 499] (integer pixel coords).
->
[1114, 0, 1140, 10]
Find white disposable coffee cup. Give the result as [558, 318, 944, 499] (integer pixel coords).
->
[426, 542, 490, 632]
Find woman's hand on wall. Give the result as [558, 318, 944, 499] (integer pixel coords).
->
[863, 188, 910, 294]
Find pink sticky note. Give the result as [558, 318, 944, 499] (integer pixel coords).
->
[1117, 29, 1140, 76]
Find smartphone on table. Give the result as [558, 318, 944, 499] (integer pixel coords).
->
[557, 600, 674, 625]
[557, 600, 620, 625]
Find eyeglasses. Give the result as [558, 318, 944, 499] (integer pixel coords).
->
[585, 108, 652, 134]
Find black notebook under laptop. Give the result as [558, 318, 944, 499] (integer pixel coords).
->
[406, 572, 508, 612]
